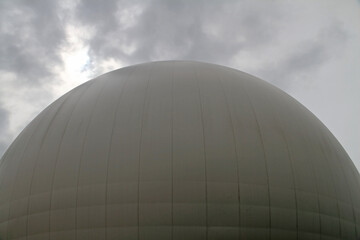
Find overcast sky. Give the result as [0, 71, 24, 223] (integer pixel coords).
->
[0, 0, 359, 170]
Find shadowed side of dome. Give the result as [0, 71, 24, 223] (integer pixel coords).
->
[0, 61, 359, 240]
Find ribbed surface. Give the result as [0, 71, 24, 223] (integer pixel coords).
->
[0, 61, 359, 240]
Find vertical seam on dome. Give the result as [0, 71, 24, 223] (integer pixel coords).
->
[300, 115, 342, 239]
[302, 136, 323, 238]
[250, 79, 299, 239]
[333, 144, 359, 238]
[195, 66, 208, 239]
[325, 128, 360, 237]
[238, 77, 272, 239]
[21, 93, 71, 239]
[321, 124, 360, 237]
[318, 143, 342, 238]
[21, 96, 69, 239]
[316, 133, 346, 238]
[103, 67, 136, 240]
[283, 101, 323, 239]
[170, 63, 174, 240]
[137, 64, 152, 240]
[3, 107, 44, 239]
[74, 79, 108, 240]
[330, 138, 360, 238]
[216, 69, 241, 239]
[47, 81, 93, 239]
[277, 128, 299, 240]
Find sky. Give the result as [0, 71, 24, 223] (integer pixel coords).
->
[0, 0, 359, 170]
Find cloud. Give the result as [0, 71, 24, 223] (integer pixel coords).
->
[73, 0, 285, 70]
[0, 0, 65, 84]
[0, 0, 67, 157]
[256, 21, 349, 90]
[71, 0, 349, 87]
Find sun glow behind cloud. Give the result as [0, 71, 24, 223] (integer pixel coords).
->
[53, 24, 94, 98]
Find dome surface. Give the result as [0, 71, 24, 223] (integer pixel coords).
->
[0, 61, 359, 240]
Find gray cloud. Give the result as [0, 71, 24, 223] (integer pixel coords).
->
[74, 0, 348, 85]
[0, 0, 65, 83]
[75, 0, 285, 69]
[0, 0, 67, 158]
[256, 21, 348, 90]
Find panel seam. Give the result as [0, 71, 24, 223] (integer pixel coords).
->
[47, 82, 93, 239]
[104, 67, 136, 240]
[317, 132, 351, 238]
[137, 64, 152, 240]
[216, 68, 241, 239]
[277, 128, 299, 239]
[20, 95, 70, 240]
[237, 75, 272, 239]
[4, 107, 45, 239]
[74, 79, 109, 240]
[170, 63, 174, 240]
[195, 66, 208, 239]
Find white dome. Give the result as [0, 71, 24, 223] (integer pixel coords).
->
[0, 61, 359, 239]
